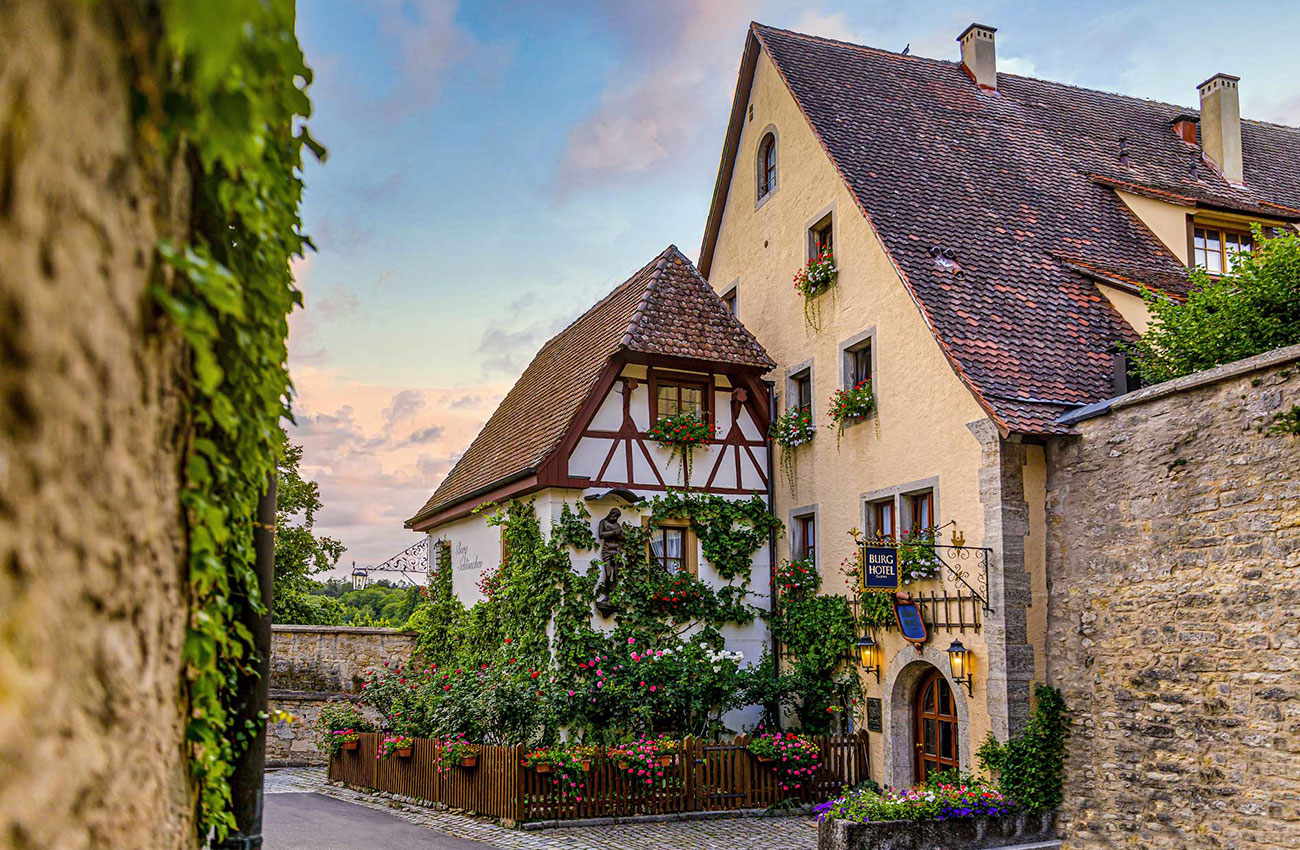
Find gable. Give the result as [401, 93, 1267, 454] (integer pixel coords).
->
[407, 247, 772, 530]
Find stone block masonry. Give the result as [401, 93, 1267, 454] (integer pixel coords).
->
[1045, 345, 1300, 850]
[267, 625, 417, 765]
[0, 1, 198, 846]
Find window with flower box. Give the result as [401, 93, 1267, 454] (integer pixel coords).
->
[869, 498, 896, 542]
[791, 369, 812, 414]
[794, 512, 817, 562]
[906, 489, 935, 535]
[647, 522, 696, 576]
[810, 212, 833, 258]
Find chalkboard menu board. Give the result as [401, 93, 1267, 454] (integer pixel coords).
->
[865, 697, 883, 732]
[894, 600, 928, 644]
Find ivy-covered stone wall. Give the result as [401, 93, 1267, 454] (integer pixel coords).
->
[1045, 345, 1300, 850]
[0, 0, 196, 846]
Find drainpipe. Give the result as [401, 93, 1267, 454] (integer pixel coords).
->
[214, 471, 276, 849]
[764, 381, 781, 727]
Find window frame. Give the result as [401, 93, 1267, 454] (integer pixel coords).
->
[861, 478, 941, 545]
[904, 489, 935, 537]
[720, 280, 739, 316]
[868, 498, 896, 542]
[809, 212, 834, 259]
[1189, 218, 1259, 275]
[785, 359, 815, 428]
[790, 506, 818, 565]
[755, 127, 780, 208]
[648, 368, 712, 427]
[645, 519, 697, 576]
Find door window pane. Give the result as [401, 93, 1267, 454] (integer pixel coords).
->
[939, 720, 954, 759]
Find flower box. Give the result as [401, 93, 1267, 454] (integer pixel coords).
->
[535, 762, 552, 774]
[395, 747, 413, 759]
[817, 811, 1055, 850]
[341, 740, 358, 751]
[657, 755, 673, 767]
[580, 759, 591, 772]
[460, 755, 478, 769]
[755, 754, 774, 764]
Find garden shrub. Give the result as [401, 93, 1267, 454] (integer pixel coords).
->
[976, 683, 1069, 814]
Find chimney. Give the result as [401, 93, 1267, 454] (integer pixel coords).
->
[958, 23, 997, 90]
[1197, 73, 1243, 183]
[1171, 114, 1199, 145]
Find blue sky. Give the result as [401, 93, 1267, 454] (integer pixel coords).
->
[289, 0, 1300, 574]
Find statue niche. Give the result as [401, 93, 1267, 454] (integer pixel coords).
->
[594, 507, 625, 617]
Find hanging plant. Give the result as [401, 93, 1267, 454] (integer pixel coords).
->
[648, 412, 714, 486]
[898, 528, 943, 584]
[747, 732, 821, 793]
[858, 592, 895, 628]
[793, 248, 838, 330]
[826, 380, 875, 446]
[769, 406, 815, 494]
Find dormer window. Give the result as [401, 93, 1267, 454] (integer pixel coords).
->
[1193, 225, 1252, 274]
[757, 132, 777, 199]
[655, 380, 705, 418]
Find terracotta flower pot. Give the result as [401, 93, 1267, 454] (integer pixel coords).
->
[395, 747, 413, 759]
[618, 761, 628, 770]
[657, 755, 673, 767]
[756, 754, 773, 763]
[535, 762, 551, 774]
[341, 740, 359, 752]
[460, 755, 478, 768]
[580, 759, 591, 772]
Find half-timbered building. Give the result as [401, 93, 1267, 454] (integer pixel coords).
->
[406, 245, 775, 666]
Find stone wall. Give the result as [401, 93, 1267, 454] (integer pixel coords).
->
[0, 1, 197, 847]
[267, 625, 416, 765]
[1045, 346, 1300, 850]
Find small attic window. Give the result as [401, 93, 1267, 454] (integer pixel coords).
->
[757, 132, 777, 200]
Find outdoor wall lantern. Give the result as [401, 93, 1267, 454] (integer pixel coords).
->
[946, 639, 974, 696]
[855, 634, 881, 683]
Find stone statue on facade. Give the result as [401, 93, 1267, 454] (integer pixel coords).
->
[595, 508, 625, 616]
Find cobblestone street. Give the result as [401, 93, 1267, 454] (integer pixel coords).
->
[264, 767, 818, 849]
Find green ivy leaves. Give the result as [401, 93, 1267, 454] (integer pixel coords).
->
[149, 0, 321, 840]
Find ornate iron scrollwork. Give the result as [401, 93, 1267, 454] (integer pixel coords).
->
[366, 537, 430, 585]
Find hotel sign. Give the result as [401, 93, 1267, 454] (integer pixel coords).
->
[860, 546, 899, 591]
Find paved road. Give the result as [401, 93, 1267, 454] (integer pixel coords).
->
[264, 793, 500, 850]
[264, 767, 816, 850]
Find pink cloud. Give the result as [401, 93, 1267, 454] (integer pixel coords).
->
[555, 0, 751, 189]
[287, 364, 507, 574]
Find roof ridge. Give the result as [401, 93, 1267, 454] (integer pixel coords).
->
[621, 247, 673, 348]
[752, 21, 941, 64]
[755, 20, 1300, 133]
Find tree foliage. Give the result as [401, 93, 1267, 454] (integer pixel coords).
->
[272, 440, 345, 624]
[1130, 227, 1300, 383]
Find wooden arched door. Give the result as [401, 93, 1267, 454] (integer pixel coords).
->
[914, 668, 959, 781]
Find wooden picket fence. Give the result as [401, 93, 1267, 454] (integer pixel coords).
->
[328, 732, 869, 825]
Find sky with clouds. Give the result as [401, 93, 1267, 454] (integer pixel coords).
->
[291, 0, 1300, 576]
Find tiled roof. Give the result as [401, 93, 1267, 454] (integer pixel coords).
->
[407, 246, 772, 525]
[704, 23, 1300, 433]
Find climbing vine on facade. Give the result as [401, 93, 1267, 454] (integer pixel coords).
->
[142, 0, 322, 839]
